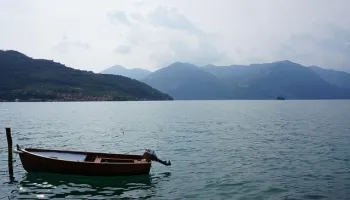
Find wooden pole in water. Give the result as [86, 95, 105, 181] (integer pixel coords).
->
[5, 127, 14, 181]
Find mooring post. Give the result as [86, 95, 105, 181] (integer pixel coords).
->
[5, 127, 14, 181]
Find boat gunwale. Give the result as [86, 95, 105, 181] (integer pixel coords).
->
[24, 147, 142, 157]
[20, 148, 152, 165]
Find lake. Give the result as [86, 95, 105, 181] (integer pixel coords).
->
[1, 100, 350, 199]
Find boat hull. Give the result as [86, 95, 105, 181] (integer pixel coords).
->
[18, 148, 152, 176]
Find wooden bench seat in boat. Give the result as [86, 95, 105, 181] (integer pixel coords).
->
[94, 157, 102, 163]
[93, 157, 145, 163]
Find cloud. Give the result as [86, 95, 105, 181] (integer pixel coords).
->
[150, 36, 226, 68]
[107, 10, 131, 26]
[277, 24, 350, 69]
[4, 0, 349, 72]
[53, 36, 90, 53]
[133, 0, 145, 7]
[106, 5, 224, 68]
[148, 6, 204, 35]
[129, 12, 145, 23]
[114, 45, 131, 54]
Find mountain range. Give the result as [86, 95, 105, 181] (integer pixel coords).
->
[2, 49, 349, 101]
[102, 61, 350, 100]
[0, 50, 172, 101]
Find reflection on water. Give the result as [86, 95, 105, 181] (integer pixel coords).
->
[9, 172, 171, 199]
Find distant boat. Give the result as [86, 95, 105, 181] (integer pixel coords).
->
[276, 96, 286, 100]
[15, 145, 171, 176]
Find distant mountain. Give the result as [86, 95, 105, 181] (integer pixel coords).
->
[310, 66, 350, 90]
[230, 60, 349, 99]
[142, 62, 231, 100]
[0, 50, 173, 101]
[143, 60, 350, 100]
[203, 64, 248, 80]
[101, 65, 151, 80]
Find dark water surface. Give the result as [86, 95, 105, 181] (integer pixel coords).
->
[0, 101, 350, 199]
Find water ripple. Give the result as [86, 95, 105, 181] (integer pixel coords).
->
[0, 101, 350, 199]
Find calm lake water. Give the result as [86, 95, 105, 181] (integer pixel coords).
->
[0, 100, 350, 199]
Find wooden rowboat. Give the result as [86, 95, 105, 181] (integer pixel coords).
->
[15, 145, 171, 176]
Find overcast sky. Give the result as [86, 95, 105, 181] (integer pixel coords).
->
[1, 0, 349, 72]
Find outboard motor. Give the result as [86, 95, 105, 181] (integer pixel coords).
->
[143, 149, 171, 166]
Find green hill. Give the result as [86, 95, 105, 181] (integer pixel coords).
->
[0, 50, 173, 101]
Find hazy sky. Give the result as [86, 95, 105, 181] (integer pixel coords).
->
[1, 0, 349, 72]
